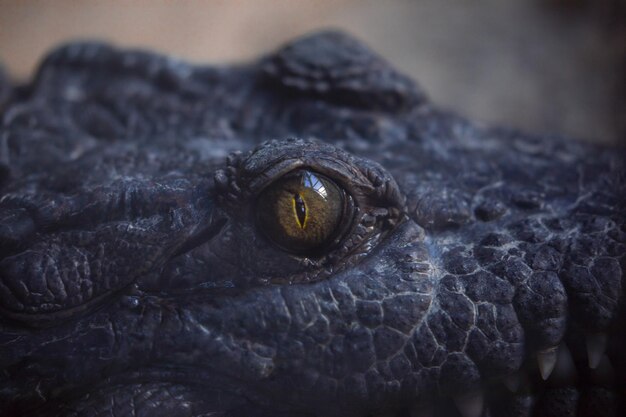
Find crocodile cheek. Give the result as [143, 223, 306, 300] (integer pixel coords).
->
[180, 221, 437, 416]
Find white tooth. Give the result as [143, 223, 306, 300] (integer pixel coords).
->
[590, 354, 615, 384]
[410, 404, 434, 417]
[454, 390, 484, 417]
[503, 373, 521, 392]
[586, 332, 607, 369]
[537, 346, 559, 380]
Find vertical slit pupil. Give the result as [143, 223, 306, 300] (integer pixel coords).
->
[293, 193, 307, 228]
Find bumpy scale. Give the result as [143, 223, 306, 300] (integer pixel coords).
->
[0, 31, 624, 417]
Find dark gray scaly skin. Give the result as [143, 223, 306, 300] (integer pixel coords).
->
[0, 31, 624, 417]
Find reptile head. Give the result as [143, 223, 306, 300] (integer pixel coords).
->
[0, 31, 624, 417]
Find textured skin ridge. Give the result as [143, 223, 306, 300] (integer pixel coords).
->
[0, 31, 624, 417]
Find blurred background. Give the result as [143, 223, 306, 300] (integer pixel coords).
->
[0, 0, 624, 144]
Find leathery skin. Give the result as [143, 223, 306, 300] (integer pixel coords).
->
[0, 31, 624, 417]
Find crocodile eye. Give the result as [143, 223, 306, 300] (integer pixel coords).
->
[256, 170, 348, 254]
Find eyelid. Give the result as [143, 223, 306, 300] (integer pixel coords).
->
[213, 139, 406, 284]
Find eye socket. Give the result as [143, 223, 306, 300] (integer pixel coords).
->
[256, 170, 350, 254]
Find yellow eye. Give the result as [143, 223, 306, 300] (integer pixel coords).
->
[256, 170, 346, 254]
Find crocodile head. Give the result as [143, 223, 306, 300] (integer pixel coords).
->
[0, 31, 624, 417]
